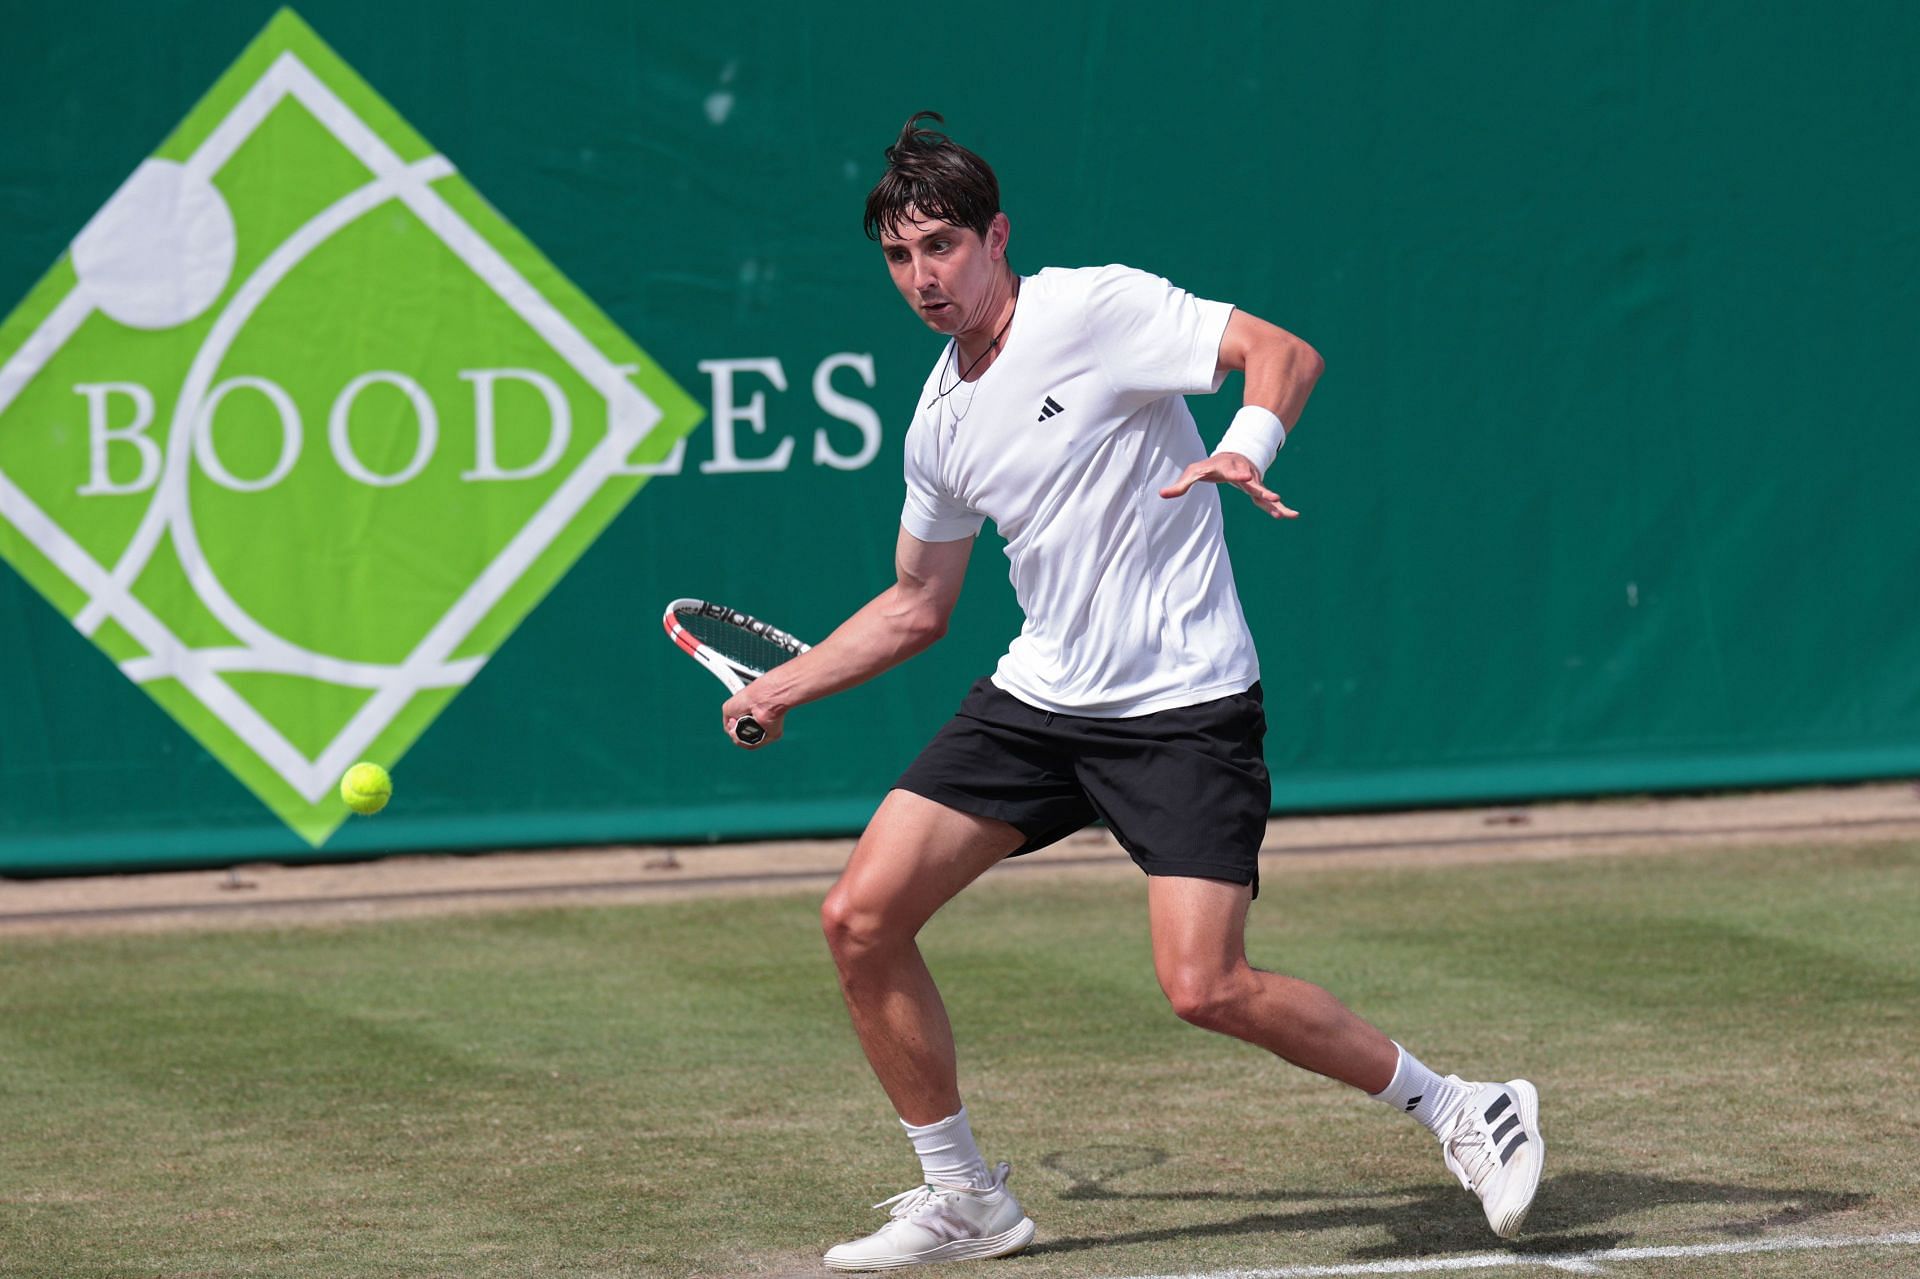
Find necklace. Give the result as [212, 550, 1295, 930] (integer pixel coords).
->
[927, 275, 1020, 406]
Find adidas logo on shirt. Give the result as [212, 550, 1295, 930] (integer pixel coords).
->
[1037, 395, 1065, 422]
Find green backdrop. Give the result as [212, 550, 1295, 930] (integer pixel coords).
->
[2, 2, 1916, 873]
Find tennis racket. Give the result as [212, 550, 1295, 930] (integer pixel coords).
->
[662, 598, 812, 744]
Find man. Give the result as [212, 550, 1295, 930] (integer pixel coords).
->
[720, 112, 1544, 1272]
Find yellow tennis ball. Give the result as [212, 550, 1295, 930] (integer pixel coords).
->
[340, 762, 392, 815]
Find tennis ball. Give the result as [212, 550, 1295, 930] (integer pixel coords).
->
[340, 762, 392, 815]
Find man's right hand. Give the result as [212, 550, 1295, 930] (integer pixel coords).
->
[722, 684, 785, 749]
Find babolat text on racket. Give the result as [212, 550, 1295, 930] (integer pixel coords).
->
[662, 598, 812, 744]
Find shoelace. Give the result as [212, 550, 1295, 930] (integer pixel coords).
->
[1441, 1106, 1500, 1191]
[872, 1174, 999, 1221]
[873, 1184, 941, 1220]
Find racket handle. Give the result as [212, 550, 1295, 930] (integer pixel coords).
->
[734, 716, 766, 745]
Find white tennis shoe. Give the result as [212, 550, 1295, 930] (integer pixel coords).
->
[823, 1161, 1036, 1271]
[1438, 1078, 1543, 1239]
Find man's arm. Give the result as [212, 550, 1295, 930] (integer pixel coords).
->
[1159, 309, 1324, 518]
[719, 527, 974, 747]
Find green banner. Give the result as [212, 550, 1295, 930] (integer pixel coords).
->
[2, 2, 1917, 872]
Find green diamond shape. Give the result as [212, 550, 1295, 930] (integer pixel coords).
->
[0, 9, 702, 846]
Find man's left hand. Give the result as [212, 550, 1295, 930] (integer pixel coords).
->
[1158, 452, 1299, 519]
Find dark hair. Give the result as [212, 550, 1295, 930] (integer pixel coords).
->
[863, 111, 1001, 241]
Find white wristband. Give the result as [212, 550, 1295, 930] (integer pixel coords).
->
[1214, 405, 1287, 475]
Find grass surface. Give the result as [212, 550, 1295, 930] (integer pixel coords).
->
[1, 841, 1916, 1278]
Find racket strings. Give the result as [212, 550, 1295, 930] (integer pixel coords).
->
[679, 609, 798, 676]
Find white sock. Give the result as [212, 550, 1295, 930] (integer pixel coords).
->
[901, 1105, 992, 1189]
[1370, 1042, 1472, 1136]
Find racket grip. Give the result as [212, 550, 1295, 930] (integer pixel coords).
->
[734, 716, 766, 745]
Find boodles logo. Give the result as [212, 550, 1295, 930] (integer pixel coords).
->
[0, 11, 703, 845]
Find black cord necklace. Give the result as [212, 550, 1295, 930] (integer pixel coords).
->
[928, 275, 1021, 405]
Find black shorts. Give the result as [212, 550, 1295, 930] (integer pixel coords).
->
[894, 678, 1271, 896]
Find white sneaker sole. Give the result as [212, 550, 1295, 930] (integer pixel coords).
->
[1486, 1080, 1543, 1239]
[823, 1216, 1037, 1272]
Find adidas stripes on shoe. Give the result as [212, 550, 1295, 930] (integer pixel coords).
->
[1438, 1078, 1544, 1239]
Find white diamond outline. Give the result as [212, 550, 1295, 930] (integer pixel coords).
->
[0, 48, 673, 810]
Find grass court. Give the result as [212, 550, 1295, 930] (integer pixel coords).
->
[1, 837, 1916, 1278]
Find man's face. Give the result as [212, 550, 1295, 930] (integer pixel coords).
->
[879, 208, 1009, 336]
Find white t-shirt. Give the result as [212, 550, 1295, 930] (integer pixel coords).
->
[900, 264, 1259, 717]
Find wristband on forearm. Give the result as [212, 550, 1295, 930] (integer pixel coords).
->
[1214, 405, 1287, 475]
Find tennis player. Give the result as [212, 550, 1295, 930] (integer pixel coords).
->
[720, 112, 1545, 1271]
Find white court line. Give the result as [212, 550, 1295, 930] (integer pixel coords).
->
[1104, 1229, 1920, 1279]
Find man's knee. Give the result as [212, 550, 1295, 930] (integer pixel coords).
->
[1158, 964, 1254, 1033]
[820, 884, 906, 965]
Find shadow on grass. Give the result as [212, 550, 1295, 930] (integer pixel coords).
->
[1026, 1145, 1868, 1259]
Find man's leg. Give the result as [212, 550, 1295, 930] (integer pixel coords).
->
[818, 788, 1037, 1271]
[1145, 873, 1397, 1089]
[820, 788, 1026, 1124]
[1146, 874, 1543, 1238]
